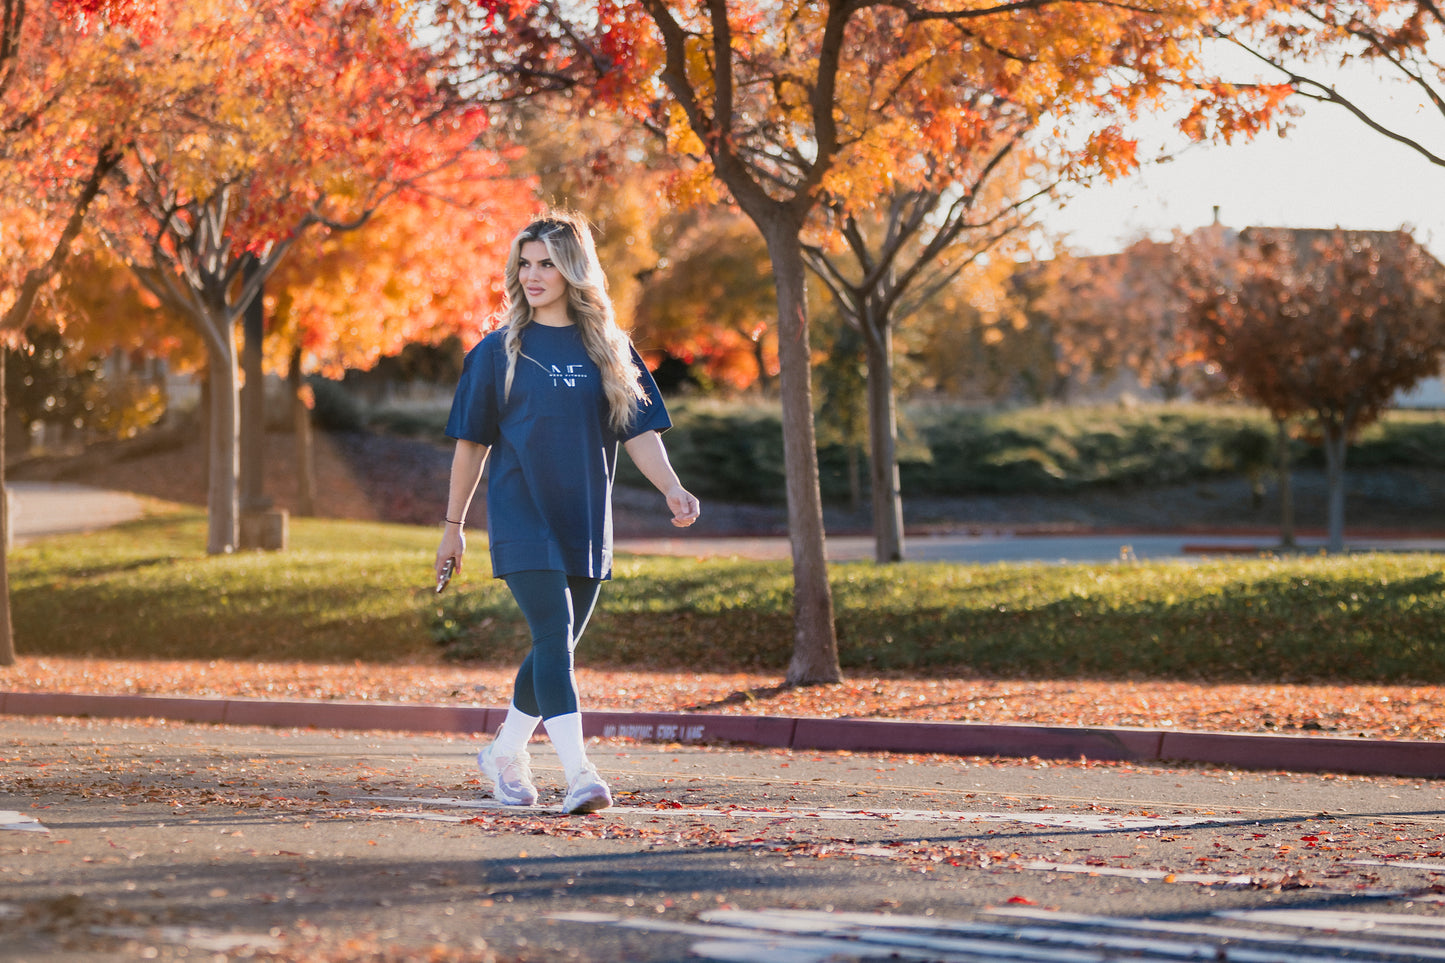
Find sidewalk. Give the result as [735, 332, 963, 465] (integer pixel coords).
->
[8, 480, 149, 543]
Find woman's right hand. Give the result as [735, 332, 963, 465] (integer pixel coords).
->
[436, 526, 466, 582]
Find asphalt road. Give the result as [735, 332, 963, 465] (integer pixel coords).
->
[616, 530, 1445, 563]
[6, 717, 1445, 961]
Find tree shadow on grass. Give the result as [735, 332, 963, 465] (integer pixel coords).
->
[69, 557, 185, 580]
[682, 683, 796, 712]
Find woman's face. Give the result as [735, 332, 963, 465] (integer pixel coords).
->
[518, 240, 567, 320]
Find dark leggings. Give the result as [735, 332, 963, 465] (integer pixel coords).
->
[504, 570, 603, 720]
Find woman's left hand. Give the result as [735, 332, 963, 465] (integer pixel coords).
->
[666, 486, 701, 528]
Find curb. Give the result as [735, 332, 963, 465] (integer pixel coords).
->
[3, 690, 1443, 779]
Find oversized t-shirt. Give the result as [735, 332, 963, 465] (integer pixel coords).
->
[445, 323, 671, 580]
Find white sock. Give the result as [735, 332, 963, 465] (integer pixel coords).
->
[492, 705, 541, 757]
[543, 712, 592, 782]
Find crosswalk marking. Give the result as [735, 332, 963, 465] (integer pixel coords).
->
[1220, 908, 1445, 936]
[990, 906, 1445, 962]
[554, 904, 1445, 963]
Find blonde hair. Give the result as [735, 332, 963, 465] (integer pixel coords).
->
[500, 212, 646, 433]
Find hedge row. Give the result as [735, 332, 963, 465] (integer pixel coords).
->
[319, 386, 1445, 505]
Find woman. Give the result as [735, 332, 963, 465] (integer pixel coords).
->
[435, 212, 700, 815]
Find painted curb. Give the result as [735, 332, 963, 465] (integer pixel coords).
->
[2, 690, 1442, 779]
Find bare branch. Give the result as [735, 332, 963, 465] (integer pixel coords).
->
[1217, 26, 1445, 169]
[864, 0, 1171, 23]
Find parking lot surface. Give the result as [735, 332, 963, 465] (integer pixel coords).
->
[6, 717, 1445, 961]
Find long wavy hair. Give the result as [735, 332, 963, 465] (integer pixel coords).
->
[500, 212, 646, 433]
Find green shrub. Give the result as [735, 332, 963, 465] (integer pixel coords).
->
[899, 405, 1291, 496]
[342, 394, 1445, 505]
[307, 377, 368, 433]
[1325, 412, 1445, 469]
[614, 401, 790, 503]
[368, 405, 450, 438]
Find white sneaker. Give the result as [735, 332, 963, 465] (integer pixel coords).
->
[477, 737, 538, 807]
[563, 764, 612, 815]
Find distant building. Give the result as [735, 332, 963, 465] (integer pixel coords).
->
[1013, 219, 1445, 409]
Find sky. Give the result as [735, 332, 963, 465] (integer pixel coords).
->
[1043, 56, 1445, 258]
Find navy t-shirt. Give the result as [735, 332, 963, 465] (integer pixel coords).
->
[445, 323, 671, 580]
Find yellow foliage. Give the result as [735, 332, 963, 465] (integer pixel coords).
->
[666, 103, 706, 157]
[666, 160, 722, 209]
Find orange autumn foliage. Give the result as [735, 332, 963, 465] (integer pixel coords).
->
[72, 0, 501, 553]
[265, 153, 537, 379]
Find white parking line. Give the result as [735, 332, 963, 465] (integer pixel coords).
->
[0, 811, 47, 833]
[88, 925, 283, 954]
[1220, 908, 1445, 936]
[1018, 859, 1253, 886]
[364, 796, 1246, 831]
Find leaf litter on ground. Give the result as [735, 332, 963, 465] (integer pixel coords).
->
[6, 655, 1445, 740]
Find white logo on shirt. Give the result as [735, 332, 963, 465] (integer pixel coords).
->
[550, 364, 589, 388]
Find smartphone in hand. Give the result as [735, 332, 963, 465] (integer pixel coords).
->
[436, 557, 456, 594]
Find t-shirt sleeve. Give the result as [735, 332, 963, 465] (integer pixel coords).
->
[622, 345, 672, 441]
[445, 339, 502, 445]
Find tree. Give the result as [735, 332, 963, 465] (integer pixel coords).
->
[0, 1, 131, 338]
[1179, 228, 1445, 551]
[93, 0, 490, 553]
[500, 105, 671, 344]
[265, 152, 531, 379]
[263, 151, 533, 514]
[10, 245, 198, 447]
[1024, 236, 1209, 401]
[0, 0, 152, 664]
[634, 212, 780, 393]
[450, 0, 1293, 684]
[801, 100, 1041, 562]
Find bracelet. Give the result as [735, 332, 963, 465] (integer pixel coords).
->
[444, 518, 464, 526]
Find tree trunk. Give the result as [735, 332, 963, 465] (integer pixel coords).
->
[206, 332, 241, 554]
[846, 445, 862, 514]
[753, 336, 773, 395]
[763, 228, 840, 686]
[0, 351, 13, 666]
[1276, 418, 1295, 549]
[861, 310, 904, 564]
[290, 346, 316, 517]
[1322, 423, 1349, 553]
[240, 263, 267, 515]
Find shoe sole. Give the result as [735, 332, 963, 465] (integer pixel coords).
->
[565, 790, 612, 815]
[496, 789, 539, 807]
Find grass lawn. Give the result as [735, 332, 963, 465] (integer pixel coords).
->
[13, 511, 443, 663]
[9, 510, 1445, 685]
